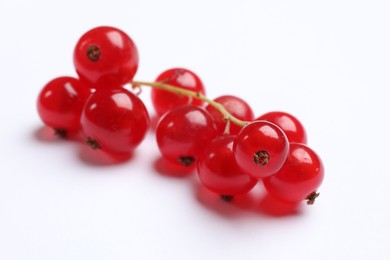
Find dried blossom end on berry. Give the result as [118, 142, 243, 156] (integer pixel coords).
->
[86, 137, 101, 150]
[254, 150, 270, 166]
[306, 192, 320, 205]
[54, 128, 68, 138]
[221, 195, 234, 202]
[86, 45, 101, 62]
[178, 156, 195, 166]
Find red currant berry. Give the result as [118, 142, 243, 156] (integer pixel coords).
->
[81, 87, 149, 155]
[151, 68, 205, 116]
[233, 121, 289, 179]
[73, 26, 139, 89]
[205, 95, 254, 135]
[37, 76, 91, 137]
[263, 143, 324, 205]
[156, 105, 217, 166]
[256, 111, 307, 144]
[197, 135, 257, 196]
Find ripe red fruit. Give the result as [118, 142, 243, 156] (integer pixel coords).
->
[263, 143, 324, 204]
[256, 111, 307, 144]
[151, 68, 205, 116]
[197, 135, 257, 196]
[81, 87, 149, 155]
[73, 26, 139, 89]
[156, 105, 217, 166]
[233, 121, 289, 179]
[37, 76, 91, 136]
[205, 95, 254, 135]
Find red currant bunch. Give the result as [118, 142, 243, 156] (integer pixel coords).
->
[37, 26, 324, 211]
[37, 26, 148, 155]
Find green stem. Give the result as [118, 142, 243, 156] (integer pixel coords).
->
[131, 80, 248, 127]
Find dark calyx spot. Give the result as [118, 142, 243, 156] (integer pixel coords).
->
[254, 150, 270, 166]
[87, 45, 101, 62]
[86, 137, 101, 150]
[54, 128, 67, 138]
[306, 192, 320, 205]
[221, 195, 234, 202]
[178, 156, 195, 166]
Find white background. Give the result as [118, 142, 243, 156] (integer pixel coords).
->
[1, 0, 389, 259]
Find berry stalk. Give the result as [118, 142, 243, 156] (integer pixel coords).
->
[131, 81, 248, 127]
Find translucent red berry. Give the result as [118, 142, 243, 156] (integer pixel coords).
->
[81, 87, 149, 155]
[156, 105, 217, 166]
[263, 143, 324, 204]
[73, 26, 139, 89]
[205, 95, 254, 135]
[256, 111, 307, 144]
[151, 68, 205, 116]
[233, 121, 289, 179]
[37, 76, 91, 136]
[197, 135, 257, 196]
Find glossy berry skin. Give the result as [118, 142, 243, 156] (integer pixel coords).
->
[74, 26, 139, 89]
[37, 77, 91, 135]
[263, 143, 324, 204]
[256, 111, 307, 144]
[233, 121, 289, 179]
[156, 105, 217, 166]
[81, 87, 149, 155]
[206, 95, 254, 135]
[151, 68, 205, 116]
[197, 135, 257, 196]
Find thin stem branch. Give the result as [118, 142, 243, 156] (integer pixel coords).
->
[131, 81, 248, 127]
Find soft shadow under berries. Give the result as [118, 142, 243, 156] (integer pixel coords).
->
[78, 144, 133, 166]
[194, 182, 257, 219]
[256, 194, 302, 217]
[153, 156, 195, 178]
[34, 126, 83, 143]
[194, 181, 303, 218]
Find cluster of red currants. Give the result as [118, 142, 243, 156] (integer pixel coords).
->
[37, 26, 324, 206]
